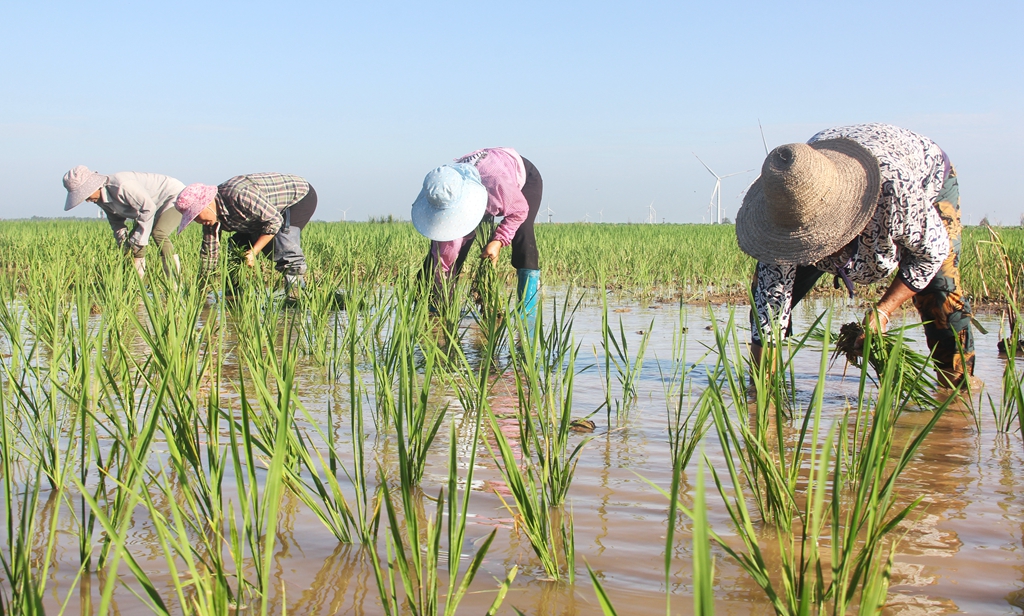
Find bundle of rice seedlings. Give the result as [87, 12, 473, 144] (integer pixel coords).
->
[831, 321, 940, 410]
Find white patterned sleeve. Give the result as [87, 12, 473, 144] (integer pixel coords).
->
[893, 191, 949, 292]
[752, 261, 797, 345]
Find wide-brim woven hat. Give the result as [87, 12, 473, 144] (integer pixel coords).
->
[175, 183, 220, 234]
[736, 138, 881, 265]
[63, 165, 108, 211]
[411, 163, 488, 242]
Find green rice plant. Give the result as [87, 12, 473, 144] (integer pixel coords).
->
[294, 272, 347, 367]
[825, 335, 953, 614]
[483, 404, 570, 581]
[334, 280, 380, 546]
[989, 324, 1024, 433]
[977, 226, 1024, 435]
[368, 288, 518, 615]
[0, 370, 51, 615]
[374, 279, 449, 473]
[226, 356, 297, 613]
[596, 282, 652, 414]
[440, 293, 575, 582]
[585, 562, 620, 616]
[373, 413, 517, 615]
[689, 455, 715, 615]
[282, 283, 367, 543]
[5, 220, 1024, 302]
[694, 315, 954, 615]
[659, 304, 713, 480]
[828, 320, 940, 412]
[708, 306, 830, 529]
[642, 448, 717, 616]
[505, 299, 592, 508]
[367, 282, 447, 484]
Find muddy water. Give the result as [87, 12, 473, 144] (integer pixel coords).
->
[32, 298, 1024, 615]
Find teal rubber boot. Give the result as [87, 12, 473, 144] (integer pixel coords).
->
[516, 268, 540, 326]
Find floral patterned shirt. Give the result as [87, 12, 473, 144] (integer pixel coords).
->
[752, 124, 951, 345]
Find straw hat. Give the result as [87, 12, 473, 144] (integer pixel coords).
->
[62, 165, 108, 211]
[736, 139, 881, 265]
[411, 163, 488, 242]
[174, 183, 219, 233]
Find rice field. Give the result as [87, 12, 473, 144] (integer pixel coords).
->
[1, 220, 1023, 615]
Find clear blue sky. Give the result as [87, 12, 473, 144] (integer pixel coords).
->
[2, 0, 1021, 224]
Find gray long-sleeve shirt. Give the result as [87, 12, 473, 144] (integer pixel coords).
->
[96, 172, 185, 249]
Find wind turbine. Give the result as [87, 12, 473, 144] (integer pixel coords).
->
[758, 119, 770, 156]
[598, 209, 604, 223]
[584, 212, 591, 223]
[545, 206, 555, 223]
[340, 208, 349, 222]
[693, 153, 753, 224]
[646, 201, 657, 224]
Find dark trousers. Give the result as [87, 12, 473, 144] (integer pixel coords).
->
[231, 186, 317, 275]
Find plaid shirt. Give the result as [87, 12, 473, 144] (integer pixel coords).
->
[200, 173, 310, 274]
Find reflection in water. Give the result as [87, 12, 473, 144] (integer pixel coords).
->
[10, 300, 1024, 614]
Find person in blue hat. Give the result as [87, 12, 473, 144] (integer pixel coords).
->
[411, 148, 542, 320]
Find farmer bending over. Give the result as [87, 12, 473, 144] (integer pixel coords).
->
[62, 166, 185, 277]
[174, 173, 317, 298]
[411, 148, 542, 320]
[737, 123, 974, 389]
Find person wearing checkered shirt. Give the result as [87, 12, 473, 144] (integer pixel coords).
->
[175, 173, 317, 297]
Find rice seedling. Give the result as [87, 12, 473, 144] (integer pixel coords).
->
[505, 297, 591, 508]
[372, 407, 517, 615]
[691, 312, 955, 614]
[585, 562, 620, 616]
[688, 455, 715, 616]
[990, 328, 1024, 434]
[974, 226, 1024, 436]
[708, 305, 831, 529]
[366, 280, 448, 487]
[659, 302, 714, 479]
[829, 319, 940, 411]
[0, 372, 52, 615]
[596, 281, 652, 415]
[484, 408, 572, 581]
[3, 219, 1023, 613]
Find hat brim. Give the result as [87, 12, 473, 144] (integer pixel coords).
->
[411, 180, 488, 242]
[64, 174, 107, 211]
[175, 186, 219, 234]
[176, 213, 197, 235]
[736, 138, 881, 265]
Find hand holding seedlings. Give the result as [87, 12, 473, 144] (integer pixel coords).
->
[481, 239, 502, 264]
[853, 305, 890, 355]
[411, 149, 543, 322]
[738, 124, 976, 389]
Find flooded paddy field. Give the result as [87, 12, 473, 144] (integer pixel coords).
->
[3, 285, 1023, 615]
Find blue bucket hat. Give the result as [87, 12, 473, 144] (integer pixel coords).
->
[411, 163, 488, 241]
